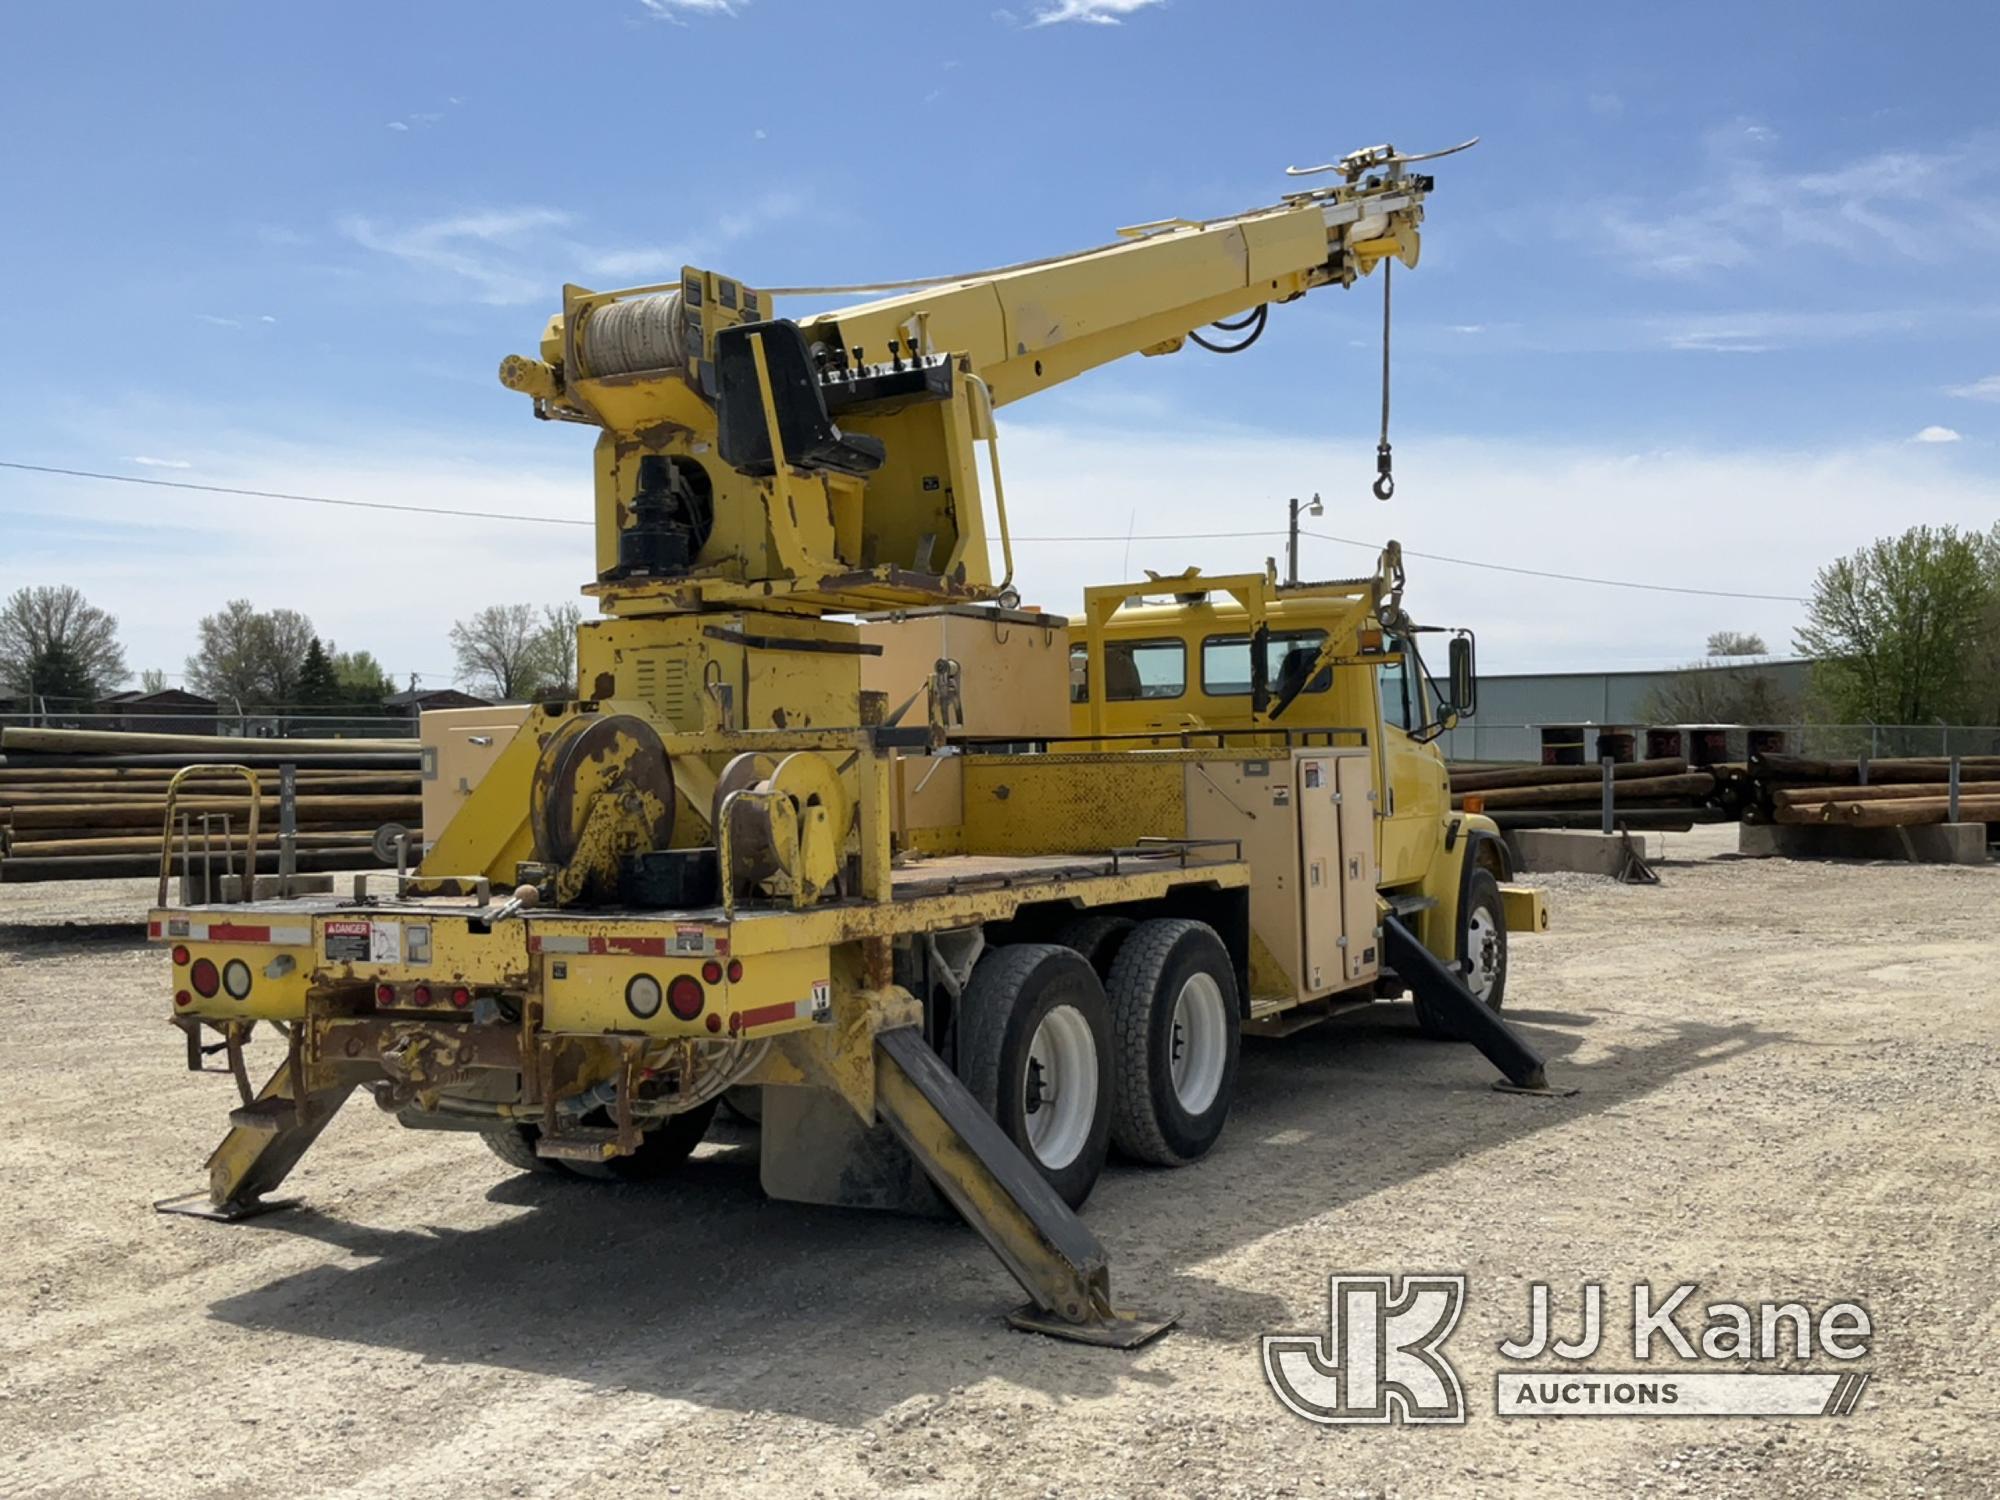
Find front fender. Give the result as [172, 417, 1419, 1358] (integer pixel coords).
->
[1410, 813, 1513, 964]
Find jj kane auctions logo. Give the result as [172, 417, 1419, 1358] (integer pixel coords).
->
[1264, 1276, 1873, 1423]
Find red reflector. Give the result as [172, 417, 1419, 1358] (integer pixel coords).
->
[726, 958, 743, 983]
[667, 975, 704, 1021]
[451, 987, 472, 1009]
[702, 959, 723, 984]
[174, 990, 192, 1007]
[412, 984, 433, 1006]
[190, 958, 220, 998]
[705, 1013, 721, 1033]
[375, 983, 395, 1004]
[171, 945, 190, 966]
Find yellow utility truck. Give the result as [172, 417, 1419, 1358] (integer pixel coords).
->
[146, 142, 1548, 1346]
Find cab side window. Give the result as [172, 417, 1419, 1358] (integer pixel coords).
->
[1200, 630, 1330, 695]
[1071, 640, 1187, 702]
[1377, 654, 1414, 732]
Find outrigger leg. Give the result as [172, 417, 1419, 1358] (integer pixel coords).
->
[156, 1053, 356, 1221]
[1382, 915, 1574, 1095]
[872, 1025, 1177, 1349]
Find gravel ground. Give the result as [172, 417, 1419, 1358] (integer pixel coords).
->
[1, 827, 1995, 1499]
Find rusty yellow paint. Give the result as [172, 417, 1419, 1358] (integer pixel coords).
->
[539, 943, 830, 1039]
[1499, 883, 1549, 934]
[168, 940, 312, 1022]
[315, 913, 534, 991]
[960, 756, 1185, 854]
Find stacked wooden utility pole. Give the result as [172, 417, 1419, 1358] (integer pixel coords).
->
[1447, 757, 1729, 830]
[0, 728, 422, 882]
[1749, 754, 2000, 830]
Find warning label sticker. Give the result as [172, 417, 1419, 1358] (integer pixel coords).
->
[325, 920, 370, 963]
[370, 923, 403, 965]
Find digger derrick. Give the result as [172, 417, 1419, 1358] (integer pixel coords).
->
[148, 143, 1555, 1346]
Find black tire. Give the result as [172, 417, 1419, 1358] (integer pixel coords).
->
[1054, 912, 1135, 981]
[1104, 919, 1241, 1166]
[560, 1099, 720, 1182]
[1414, 869, 1509, 1038]
[482, 1124, 560, 1174]
[957, 944, 1113, 1209]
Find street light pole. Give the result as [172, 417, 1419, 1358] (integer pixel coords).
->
[1285, 492, 1324, 586]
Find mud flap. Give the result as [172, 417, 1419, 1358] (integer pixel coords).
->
[872, 1025, 1175, 1348]
[1382, 915, 1564, 1093]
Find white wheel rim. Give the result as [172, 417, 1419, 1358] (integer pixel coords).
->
[1466, 907, 1502, 1001]
[1169, 972, 1229, 1114]
[1023, 1005, 1098, 1171]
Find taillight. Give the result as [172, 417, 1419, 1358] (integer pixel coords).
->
[450, 986, 472, 1009]
[172, 945, 190, 966]
[702, 959, 723, 984]
[667, 975, 704, 1021]
[726, 959, 743, 983]
[375, 983, 395, 1005]
[174, 990, 192, 1008]
[412, 984, 433, 1007]
[190, 958, 220, 998]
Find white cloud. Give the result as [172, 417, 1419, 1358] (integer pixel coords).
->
[1947, 374, 2000, 401]
[342, 192, 808, 303]
[989, 415, 2000, 669]
[129, 456, 191, 469]
[10, 420, 595, 688]
[1028, 0, 1164, 24]
[385, 120, 409, 132]
[1911, 425, 1962, 443]
[1594, 124, 2000, 277]
[341, 207, 576, 305]
[260, 314, 278, 324]
[196, 314, 241, 328]
[636, 0, 742, 21]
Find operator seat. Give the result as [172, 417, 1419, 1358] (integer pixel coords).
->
[715, 320, 887, 479]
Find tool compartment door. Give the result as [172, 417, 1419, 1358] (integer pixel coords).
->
[1296, 751, 1381, 991]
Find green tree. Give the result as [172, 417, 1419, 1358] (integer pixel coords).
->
[0, 585, 128, 705]
[297, 637, 340, 706]
[330, 649, 396, 706]
[450, 603, 553, 699]
[539, 601, 583, 699]
[138, 667, 170, 694]
[1704, 630, 1767, 657]
[1795, 524, 2000, 724]
[185, 600, 317, 706]
[1640, 661, 1798, 726]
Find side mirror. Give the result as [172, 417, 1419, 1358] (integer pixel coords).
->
[1448, 634, 1477, 716]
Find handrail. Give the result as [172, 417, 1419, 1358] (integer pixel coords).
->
[157, 764, 262, 905]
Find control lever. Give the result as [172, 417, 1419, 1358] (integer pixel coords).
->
[482, 883, 540, 927]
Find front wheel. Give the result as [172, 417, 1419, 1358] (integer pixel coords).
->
[1414, 868, 1508, 1037]
[957, 944, 1114, 1209]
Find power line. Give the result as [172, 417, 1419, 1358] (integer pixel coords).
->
[0, 461, 591, 528]
[4, 459, 1806, 603]
[1300, 528, 1809, 603]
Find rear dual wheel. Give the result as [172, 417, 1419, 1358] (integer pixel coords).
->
[957, 944, 1114, 1209]
[957, 919, 1241, 1210]
[1104, 919, 1241, 1166]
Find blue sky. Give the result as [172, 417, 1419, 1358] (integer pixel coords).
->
[3, 0, 1998, 690]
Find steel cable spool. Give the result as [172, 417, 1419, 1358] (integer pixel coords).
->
[575, 291, 696, 379]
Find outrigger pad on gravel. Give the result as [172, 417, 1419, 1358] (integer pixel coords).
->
[153, 1192, 301, 1222]
[1006, 1301, 1178, 1349]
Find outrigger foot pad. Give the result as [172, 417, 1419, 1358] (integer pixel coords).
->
[154, 1192, 301, 1222]
[1492, 1078, 1580, 1098]
[1006, 1302, 1179, 1349]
